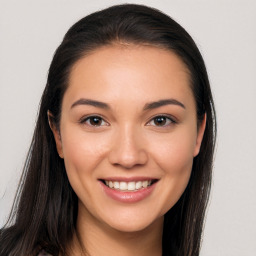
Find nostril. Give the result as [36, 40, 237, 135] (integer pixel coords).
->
[108, 134, 148, 168]
[109, 153, 148, 169]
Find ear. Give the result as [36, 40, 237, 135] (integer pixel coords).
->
[47, 110, 64, 158]
[193, 113, 207, 157]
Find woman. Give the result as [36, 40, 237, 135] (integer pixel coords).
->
[0, 4, 216, 256]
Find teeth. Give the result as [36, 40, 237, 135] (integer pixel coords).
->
[120, 182, 127, 190]
[135, 181, 142, 189]
[127, 182, 135, 191]
[104, 180, 152, 191]
[142, 181, 148, 188]
[109, 181, 114, 188]
[114, 181, 119, 189]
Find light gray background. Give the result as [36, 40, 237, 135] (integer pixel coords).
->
[0, 0, 255, 255]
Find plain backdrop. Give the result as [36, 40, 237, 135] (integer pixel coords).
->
[0, 0, 255, 255]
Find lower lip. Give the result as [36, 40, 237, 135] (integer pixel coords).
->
[100, 181, 157, 203]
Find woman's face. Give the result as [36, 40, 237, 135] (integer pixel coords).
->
[52, 45, 205, 233]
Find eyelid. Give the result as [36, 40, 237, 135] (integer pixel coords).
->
[146, 114, 177, 127]
[79, 114, 110, 127]
[78, 114, 177, 127]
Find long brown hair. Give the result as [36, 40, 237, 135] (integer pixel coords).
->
[0, 4, 216, 256]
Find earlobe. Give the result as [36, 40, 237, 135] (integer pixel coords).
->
[193, 113, 207, 157]
[47, 110, 64, 158]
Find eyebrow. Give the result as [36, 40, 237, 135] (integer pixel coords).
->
[71, 98, 110, 109]
[143, 99, 185, 110]
[70, 98, 185, 111]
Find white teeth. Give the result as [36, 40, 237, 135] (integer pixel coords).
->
[119, 182, 127, 190]
[127, 182, 135, 191]
[109, 181, 114, 188]
[114, 181, 119, 189]
[142, 181, 149, 188]
[104, 180, 152, 191]
[135, 181, 142, 189]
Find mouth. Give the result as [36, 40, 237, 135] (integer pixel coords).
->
[100, 179, 158, 192]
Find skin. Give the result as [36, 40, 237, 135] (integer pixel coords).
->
[50, 44, 206, 256]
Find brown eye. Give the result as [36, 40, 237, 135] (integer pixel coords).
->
[147, 115, 174, 127]
[154, 116, 167, 126]
[83, 116, 108, 127]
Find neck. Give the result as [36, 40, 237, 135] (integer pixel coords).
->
[69, 207, 164, 256]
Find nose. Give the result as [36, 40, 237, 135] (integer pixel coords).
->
[108, 126, 148, 169]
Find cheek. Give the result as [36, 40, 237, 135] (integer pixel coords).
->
[150, 128, 196, 172]
[149, 129, 196, 213]
[157, 136, 194, 189]
[60, 126, 109, 186]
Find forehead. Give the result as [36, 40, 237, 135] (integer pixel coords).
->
[63, 44, 194, 109]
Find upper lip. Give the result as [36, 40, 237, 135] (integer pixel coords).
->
[99, 176, 159, 182]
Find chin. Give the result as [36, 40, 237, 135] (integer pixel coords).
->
[103, 211, 164, 234]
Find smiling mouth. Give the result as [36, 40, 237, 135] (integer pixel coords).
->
[100, 179, 158, 192]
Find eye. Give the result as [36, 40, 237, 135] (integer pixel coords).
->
[81, 116, 109, 127]
[147, 115, 175, 127]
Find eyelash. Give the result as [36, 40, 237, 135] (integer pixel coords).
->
[80, 115, 109, 127]
[80, 114, 176, 128]
[146, 115, 176, 127]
